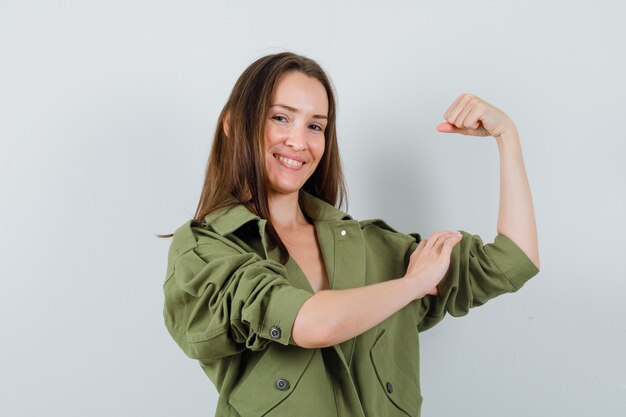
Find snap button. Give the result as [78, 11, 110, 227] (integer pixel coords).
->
[270, 325, 282, 339]
[386, 382, 394, 393]
[276, 378, 290, 391]
[340, 230, 347, 236]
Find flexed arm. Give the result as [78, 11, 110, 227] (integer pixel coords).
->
[436, 93, 540, 269]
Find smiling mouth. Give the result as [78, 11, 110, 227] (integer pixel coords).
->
[274, 154, 304, 168]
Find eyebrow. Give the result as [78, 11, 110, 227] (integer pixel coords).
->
[270, 103, 328, 120]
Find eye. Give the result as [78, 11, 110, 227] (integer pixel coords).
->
[309, 124, 323, 132]
[271, 115, 287, 122]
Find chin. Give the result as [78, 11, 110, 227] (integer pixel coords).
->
[268, 184, 303, 196]
[267, 178, 307, 196]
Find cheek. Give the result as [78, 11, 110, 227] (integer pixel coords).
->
[264, 123, 281, 150]
[311, 137, 326, 160]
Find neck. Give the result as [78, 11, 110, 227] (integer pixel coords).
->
[268, 190, 309, 229]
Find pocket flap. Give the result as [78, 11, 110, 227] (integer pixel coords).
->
[229, 345, 315, 416]
[370, 330, 422, 416]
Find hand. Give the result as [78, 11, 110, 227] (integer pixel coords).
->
[404, 231, 463, 299]
[436, 93, 517, 138]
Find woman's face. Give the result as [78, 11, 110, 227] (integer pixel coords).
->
[264, 70, 328, 199]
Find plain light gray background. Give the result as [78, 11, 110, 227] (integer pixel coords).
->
[1, 0, 625, 416]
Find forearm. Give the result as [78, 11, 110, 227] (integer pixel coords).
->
[495, 127, 540, 269]
[292, 277, 417, 348]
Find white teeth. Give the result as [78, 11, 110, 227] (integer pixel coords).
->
[276, 155, 303, 167]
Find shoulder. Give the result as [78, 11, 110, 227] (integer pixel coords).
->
[167, 218, 250, 265]
[358, 218, 421, 244]
[168, 220, 200, 257]
[356, 218, 420, 263]
[170, 199, 260, 250]
[164, 218, 272, 290]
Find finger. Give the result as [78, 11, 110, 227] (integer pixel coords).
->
[430, 231, 458, 251]
[443, 93, 467, 121]
[463, 103, 484, 130]
[436, 122, 467, 134]
[441, 233, 463, 255]
[455, 97, 484, 129]
[433, 232, 462, 250]
[445, 94, 474, 126]
[453, 104, 474, 128]
[411, 239, 426, 258]
[427, 286, 440, 296]
[425, 231, 447, 249]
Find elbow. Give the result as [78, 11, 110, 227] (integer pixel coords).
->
[532, 255, 541, 269]
[292, 322, 334, 349]
[291, 300, 336, 349]
[532, 247, 541, 270]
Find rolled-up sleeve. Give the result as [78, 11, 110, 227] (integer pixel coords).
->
[416, 230, 540, 332]
[163, 236, 313, 361]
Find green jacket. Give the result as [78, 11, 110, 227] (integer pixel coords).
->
[162, 190, 540, 417]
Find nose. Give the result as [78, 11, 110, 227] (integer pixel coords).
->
[284, 127, 307, 151]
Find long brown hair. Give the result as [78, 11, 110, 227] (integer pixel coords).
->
[158, 51, 347, 264]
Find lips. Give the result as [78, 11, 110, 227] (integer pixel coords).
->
[273, 153, 305, 169]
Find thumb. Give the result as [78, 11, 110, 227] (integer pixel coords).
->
[442, 233, 463, 255]
[436, 122, 467, 134]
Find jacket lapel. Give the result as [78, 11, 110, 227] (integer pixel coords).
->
[314, 218, 366, 367]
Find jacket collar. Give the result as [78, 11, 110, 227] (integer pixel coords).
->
[203, 189, 351, 236]
[300, 190, 352, 223]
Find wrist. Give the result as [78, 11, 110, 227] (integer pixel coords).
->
[495, 130, 522, 154]
[494, 123, 519, 142]
[403, 274, 429, 300]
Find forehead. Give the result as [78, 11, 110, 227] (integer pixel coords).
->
[270, 71, 329, 115]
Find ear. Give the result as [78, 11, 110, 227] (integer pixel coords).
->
[223, 111, 231, 137]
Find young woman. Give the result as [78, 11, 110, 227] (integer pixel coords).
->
[161, 51, 540, 417]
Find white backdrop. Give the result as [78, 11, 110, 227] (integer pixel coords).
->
[1, 1, 625, 416]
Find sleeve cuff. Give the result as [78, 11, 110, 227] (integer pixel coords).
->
[260, 285, 314, 346]
[485, 232, 540, 290]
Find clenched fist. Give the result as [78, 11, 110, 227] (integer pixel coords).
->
[436, 93, 517, 139]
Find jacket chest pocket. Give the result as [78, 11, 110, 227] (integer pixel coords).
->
[229, 345, 338, 417]
[369, 329, 423, 417]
